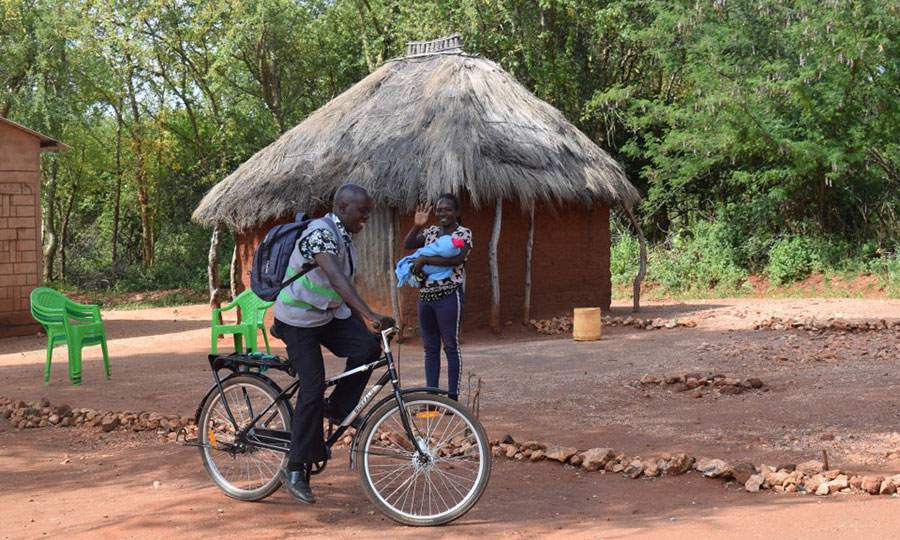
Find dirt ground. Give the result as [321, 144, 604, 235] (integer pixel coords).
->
[2, 297, 900, 539]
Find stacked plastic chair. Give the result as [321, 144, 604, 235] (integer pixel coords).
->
[29, 287, 110, 385]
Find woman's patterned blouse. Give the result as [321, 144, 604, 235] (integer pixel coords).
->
[420, 225, 472, 302]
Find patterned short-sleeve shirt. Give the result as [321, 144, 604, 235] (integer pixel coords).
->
[420, 225, 472, 301]
[298, 213, 351, 260]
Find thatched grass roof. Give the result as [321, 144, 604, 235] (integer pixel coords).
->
[192, 52, 641, 232]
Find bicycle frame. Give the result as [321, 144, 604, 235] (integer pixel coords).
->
[199, 328, 435, 465]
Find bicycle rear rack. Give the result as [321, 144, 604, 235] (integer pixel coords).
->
[209, 352, 295, 376]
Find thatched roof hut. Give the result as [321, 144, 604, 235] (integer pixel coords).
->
[193, 35, 640, 333]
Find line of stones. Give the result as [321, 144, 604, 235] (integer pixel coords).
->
[0, 396, 194, 437]
[635, 372, 766, 397]
[489, 435, 900, 497]
[530, 315, 697, 335]
[7, 395, 898, 497]
[753, 316, 900, 333]
[0, 396, 353, 447]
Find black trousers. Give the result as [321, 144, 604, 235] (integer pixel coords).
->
[273, 316, 380, 465]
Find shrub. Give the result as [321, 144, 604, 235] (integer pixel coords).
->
[611, 219, 746, 295]
[610, 230, 640, 285]
[765, 236, 820, 284]
[645, 221, 746, 293]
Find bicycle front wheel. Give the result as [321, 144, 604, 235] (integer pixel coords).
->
[356, 393, 491, 526]
[198, 374, 291, 501]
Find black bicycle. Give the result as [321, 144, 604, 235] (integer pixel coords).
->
[179, 327, 490, 526]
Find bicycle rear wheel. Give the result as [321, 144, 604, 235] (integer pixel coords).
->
[198, 374, 290, 501]
[356, 393, 491, 526]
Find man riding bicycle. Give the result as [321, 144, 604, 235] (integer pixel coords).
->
[271, 183, 394, 504]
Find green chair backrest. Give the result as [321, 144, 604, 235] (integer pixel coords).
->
[30, 287, 68, 325]
[233, 289, 274, 325]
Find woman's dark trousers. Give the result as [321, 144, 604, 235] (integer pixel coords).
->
[418, 288, 464, 400]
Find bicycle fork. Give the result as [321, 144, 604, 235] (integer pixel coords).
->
[346, 336, 430, 468]
[381, 331, 430, 460]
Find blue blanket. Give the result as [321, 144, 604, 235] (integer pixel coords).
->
[395, 236, 464, 288]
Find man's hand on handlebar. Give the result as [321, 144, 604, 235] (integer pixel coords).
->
[371, 313, 395, 331]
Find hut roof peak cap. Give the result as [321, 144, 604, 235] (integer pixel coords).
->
[404, 33, 464, 58]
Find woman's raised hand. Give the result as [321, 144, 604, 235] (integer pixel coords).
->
[413, 202, 432, 227]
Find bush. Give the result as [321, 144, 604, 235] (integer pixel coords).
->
[611, 219, 747, 295]
[647, 221, 746, 293]
[765, 236, 820, 284]
[610, 229, 640, 285]
[114, 225, 230, 291]
[62, 223, 230, 293]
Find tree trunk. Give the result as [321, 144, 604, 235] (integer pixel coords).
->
[137, 185, 153, 266]
[523, 205, 534, 324]
[256, 32, 285, 136]
[489, 196, 502, 334]
[111, 112, 123, 268]
[59, 174, 79, 283]
[42, 158, 59, 283]
[209, 225, 223, 321]
[353, 0, 376, 72]
[623, 204, 647, 312]
[125, 59, 154, 268]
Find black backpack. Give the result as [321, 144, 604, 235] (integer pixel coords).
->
[249, 212, 318, 301]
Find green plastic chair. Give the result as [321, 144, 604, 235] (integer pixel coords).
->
[211, 289, 275, 354]
[29, 287, 111, 386]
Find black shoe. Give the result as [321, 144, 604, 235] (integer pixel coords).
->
[282, 469, 315, 504]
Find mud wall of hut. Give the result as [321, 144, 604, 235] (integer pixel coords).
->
[232, 200, 611, 334]
[394, 201, 611, 331]
[0, 124, 43, 337]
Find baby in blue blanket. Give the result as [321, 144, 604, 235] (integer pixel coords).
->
[395, 235, 465, 288]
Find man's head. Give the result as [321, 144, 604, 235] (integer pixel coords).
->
[333, 183, 374, 234]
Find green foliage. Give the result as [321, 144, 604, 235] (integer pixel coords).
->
[765, 237, 820, 284]
[113, 225, 232, 292]
[609, 225, 640, 285]
[612, 218, 746, 294]
[649, 221, 747, 292]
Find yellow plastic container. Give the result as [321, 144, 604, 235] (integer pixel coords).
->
[573, 307, 602, 341]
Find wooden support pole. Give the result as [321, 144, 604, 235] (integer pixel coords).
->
[523, 205, 534, 324]
[230, 242, 239, 300]
[208, 224, 223, 323]
[389, 208, 403, 337]
[489, 195, 502, 334]
[623, 204, 647, 313]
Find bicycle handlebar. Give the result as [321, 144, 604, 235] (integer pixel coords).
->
[378, 326, 398, 351]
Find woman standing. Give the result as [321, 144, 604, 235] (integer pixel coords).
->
[403, 194, 472, 401]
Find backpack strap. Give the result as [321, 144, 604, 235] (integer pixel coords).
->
[280, 261, 317, 290]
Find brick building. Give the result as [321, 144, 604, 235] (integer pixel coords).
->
[0, 117, 68, 338]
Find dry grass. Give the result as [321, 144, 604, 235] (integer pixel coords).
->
[193, 53, 640, 232]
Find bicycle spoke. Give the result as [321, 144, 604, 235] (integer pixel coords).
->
[430, 469, 453, 512]
[433, 465, 474, 494]
[200, 380, 288, 500]
[359, 396, 490, 524]
[371, 462, 416, 489]
[432, 463, 469, 500]
[381, 464, 421, 504]
[242, 387, 254, 420]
